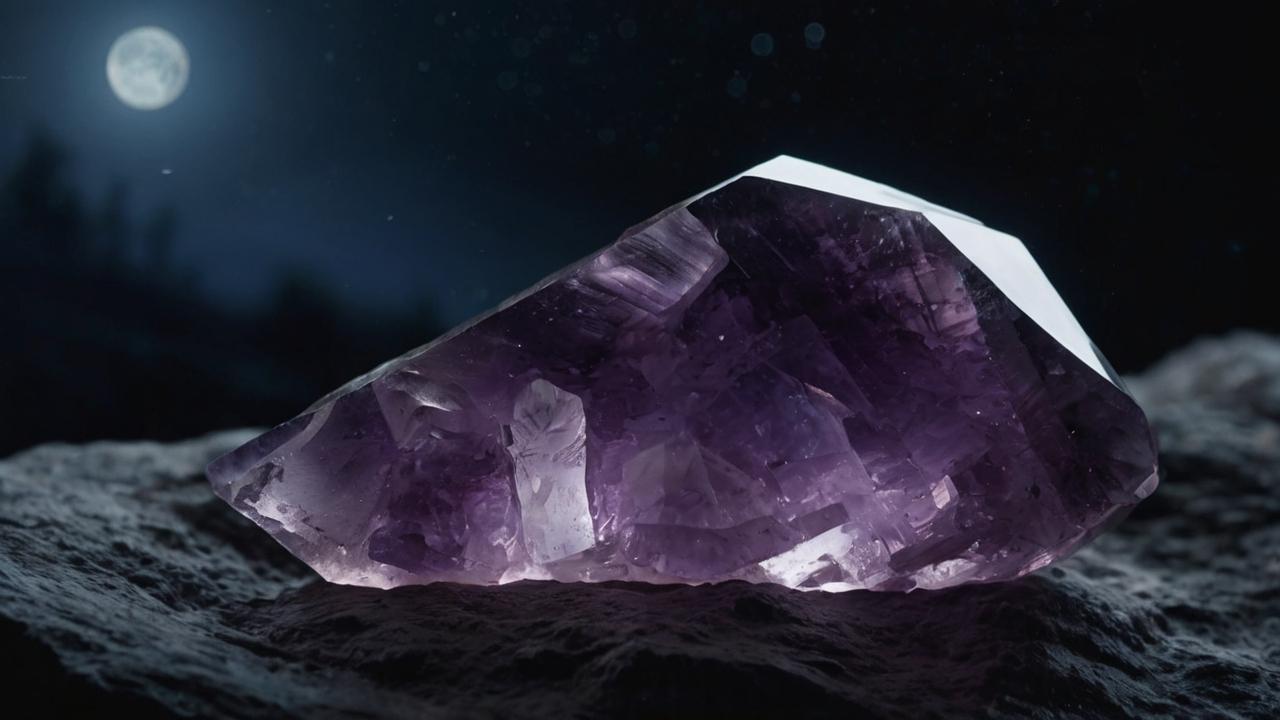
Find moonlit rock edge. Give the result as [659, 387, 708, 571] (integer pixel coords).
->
[207, 157, 1158, 592]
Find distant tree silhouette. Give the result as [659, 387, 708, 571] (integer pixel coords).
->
[0, 128, 445, 456]
[142, 204, 176, 274]
[98, 181, 131, 266]
[1, 129, 85, 261]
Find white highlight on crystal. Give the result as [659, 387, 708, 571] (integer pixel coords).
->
[1134, 472, 1160, 499]
[931, 475, 957, 509]
[582, 209, 728, 324]
[758, 522, 859, 587]
[912, 556, 981, 587]
[714, 155, 1112, 384]
[506, 379, 595, 564]
[374, 368, 467, 444]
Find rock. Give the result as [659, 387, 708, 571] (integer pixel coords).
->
[1, 332, 1277, 719]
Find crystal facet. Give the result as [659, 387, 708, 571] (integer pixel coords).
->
[208, 156, 1158, 592]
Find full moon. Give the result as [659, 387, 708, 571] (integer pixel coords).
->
[106, 27, 189, 110]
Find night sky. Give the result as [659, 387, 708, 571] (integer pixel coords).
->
[0, 1, 1268, 448]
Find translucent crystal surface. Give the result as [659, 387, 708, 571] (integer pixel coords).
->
[208, 156, 1158, 592]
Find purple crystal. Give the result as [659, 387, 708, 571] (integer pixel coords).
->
[208, 157, 1157, 592]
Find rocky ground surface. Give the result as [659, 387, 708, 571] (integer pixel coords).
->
[1, 333, 1277, 719]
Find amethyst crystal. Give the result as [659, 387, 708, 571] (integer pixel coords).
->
[208, 157, 1158, 592]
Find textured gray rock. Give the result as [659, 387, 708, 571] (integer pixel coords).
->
[1, 333, 1277, 719]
